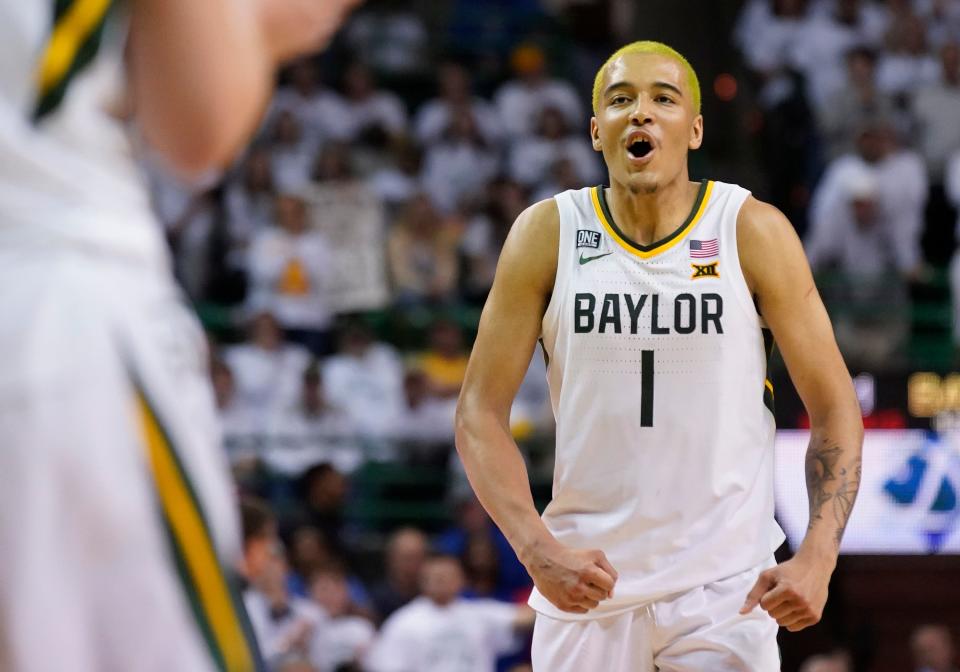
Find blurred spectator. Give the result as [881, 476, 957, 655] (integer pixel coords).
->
[913, 42, 960, 183]
[344, 1, 429, 80]
[790, 0, 886, 112]
[436, 496, 532, 602]
[460, 180, 528, 303]
[798, 651, 853, 672]
[295, 463, 350, 557]
[387, 194, 462, 306]
[274, 655, 319, 672]
[269, 111, 320, 193]
[808, 119, 927, 280]
[946, 151, 960, 343]
[308, 562, 377, 672]
[323, 320, 406, 438]
[245, 547, 327, 669]
[734, 0, 808, 109]
[370, 527, 428, 623]
[241, 496, 280, 585]
[341, 62, 409, 145]
[532, 156, 590, 202]
[415, 62, 503, 147]
[393, 369, 458, 453]
[367, 140, 424, 212]
[225, 312, 312, 425]
[876, 13, 940, 97]
[310, 141, 355, 184]
[226, 147, 278, 241]
[810, 114, 935, 368]
[911, 624, 959, 672]
[421, 110, 500, 213]
[818, 47, 899, 160]
[211, 357, 260, 466]
[247, 194, 334, 356]
[495, 44, 584, 140]
[263, 364, 362, 477]
[925, 0, 960, 49]
[508, 106, 601, 189]
[271, 59, 353, 144]
[413, 320, 470, 398]
[366, 554, 535, 672]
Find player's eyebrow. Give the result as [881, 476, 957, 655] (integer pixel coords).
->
[651, 81, 684, 98]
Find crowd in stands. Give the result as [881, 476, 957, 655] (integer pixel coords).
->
[138, 0, 960, 669]
[734, 0, 960, 369]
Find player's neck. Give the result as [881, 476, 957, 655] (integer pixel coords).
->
[605, 176, 701, 247]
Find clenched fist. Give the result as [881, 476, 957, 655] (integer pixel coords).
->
[739, 556, 831, 632]
[524, 540, 618, 614]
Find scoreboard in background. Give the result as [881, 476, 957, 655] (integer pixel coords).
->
[772, 370, 960, 429]
[775, 429, 960, 554]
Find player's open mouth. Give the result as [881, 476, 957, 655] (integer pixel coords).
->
[627, 139, 653, 159]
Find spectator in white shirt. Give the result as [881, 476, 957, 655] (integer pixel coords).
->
[415, 62, 503, 147]
[421, 111, 500, 213]
[322, 321, 406, 438]
[341, 62, 409, 144]
[309, 562, 377, 672]
[913, 42, 960, 182]
[225, 312, 312, 429]
[269, 110, 320, 194]
[734, 0, 809, 109]
[818, 47, 899, 159]
[262, 363, 363, 477]
[211, 356, 260, 468]
[508, 106, 602, 189]
[789, 0, 886, 112]
[366, 554, 535, 672]
[494, 44, 584, 140]
[247, 193, 334, 356]
[245, 548, 327, 670]
[367, 140, 424, 214]
[876, 13, 940, 97]
[271, 58, 353, 144]
[225, 147, 277, 250]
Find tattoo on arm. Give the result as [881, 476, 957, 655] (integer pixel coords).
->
[805, 438, 861, 548]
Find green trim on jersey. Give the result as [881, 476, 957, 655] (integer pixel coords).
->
[34, 0, 115, 121]
[596, 179, 709, 253]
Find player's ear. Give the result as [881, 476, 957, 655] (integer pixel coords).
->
[590, 117, 602, 152]
[689, 114, 703, 151]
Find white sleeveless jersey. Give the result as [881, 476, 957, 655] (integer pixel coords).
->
[530, 180, 786, 620]
[0, 1, 166, 267]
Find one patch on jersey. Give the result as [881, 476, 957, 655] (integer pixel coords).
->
[691, 261, 720, 279]
[576, 230, 601, 249]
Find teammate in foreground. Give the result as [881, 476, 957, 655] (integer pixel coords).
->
[455, 41, 864, 670]
[0, 1, 359, 671]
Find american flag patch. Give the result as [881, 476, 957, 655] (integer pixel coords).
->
[690, 238, 719, 258]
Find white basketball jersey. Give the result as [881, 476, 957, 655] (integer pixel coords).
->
[0, 1, 165, 267]
[530, 180, 786, 620]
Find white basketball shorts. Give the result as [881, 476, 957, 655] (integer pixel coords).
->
[0, 246, 260, 672]
[531, 555, 780, 671]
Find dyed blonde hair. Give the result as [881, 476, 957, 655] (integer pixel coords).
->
[592, 41, 701, 115]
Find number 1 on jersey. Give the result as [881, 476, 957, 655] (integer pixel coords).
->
[641, 350, 654, 427]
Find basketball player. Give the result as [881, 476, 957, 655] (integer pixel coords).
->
[456, 41, 864, 670]
[0, 1, 359, 671]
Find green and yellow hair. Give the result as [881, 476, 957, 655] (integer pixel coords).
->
[592, 41, 701, 116]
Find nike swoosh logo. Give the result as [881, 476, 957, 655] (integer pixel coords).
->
[579, 251, 613, 265]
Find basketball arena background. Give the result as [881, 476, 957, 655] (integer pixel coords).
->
[145, 1, 960, 670]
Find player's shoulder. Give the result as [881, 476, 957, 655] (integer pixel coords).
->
[735, 194, 798, 251]
[494, 196, 560, 293]
[735, 195, 807, 290]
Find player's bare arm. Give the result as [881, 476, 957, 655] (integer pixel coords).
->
[737, 197, 864, 631]
[455, 199, 618, 614]
[128, 0, 360, 174]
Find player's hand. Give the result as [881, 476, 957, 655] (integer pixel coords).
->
[524, 540, 618, 614]
[257, 0, 363, 65]
[739, 556, 831, 632]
